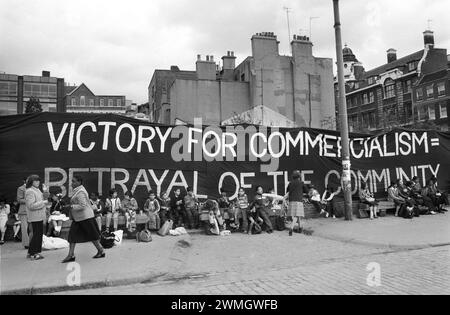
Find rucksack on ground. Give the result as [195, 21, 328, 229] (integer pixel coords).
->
[137, 229, 152, 243]
[100, 231, 116, 249]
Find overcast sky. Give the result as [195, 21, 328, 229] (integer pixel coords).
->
[1, 0, 449, 104]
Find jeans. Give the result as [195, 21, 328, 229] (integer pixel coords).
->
[28, 221, 43, 256]
[239, 208, 249, 232]
[184, 207, 199, 229]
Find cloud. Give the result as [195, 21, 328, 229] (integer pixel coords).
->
[0, 0, 449, 104]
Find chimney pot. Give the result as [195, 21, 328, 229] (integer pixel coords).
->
[387, 48, 397, 63]
[197, 54, 201, 61]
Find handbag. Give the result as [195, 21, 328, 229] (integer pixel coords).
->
[158, 219, 173, 236]
[100, 231, 118, 249]
[137, 229, 152, 242]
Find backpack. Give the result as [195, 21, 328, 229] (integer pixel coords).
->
[275, 216, 286, 231]
[100, 231, 117, 249]
[137, 229, 152, 243]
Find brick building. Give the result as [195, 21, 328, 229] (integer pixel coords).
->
[65, 83, 126, 114]
[0, 71, 65, 116]
[148, 32, 336, 129]
[335, 30, 449, 132]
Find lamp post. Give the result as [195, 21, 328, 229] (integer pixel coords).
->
[333, 0, 353, 221]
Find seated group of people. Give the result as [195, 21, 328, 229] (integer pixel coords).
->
[386, 176, 449, 219]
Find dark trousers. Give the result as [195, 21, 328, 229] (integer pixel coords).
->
[184, 207, 199, 229]
[311, 200, 325, 213]
[28, 221, 43, 255]
[240, 208, 249, 232]
[257, 208, 273, 232]
[159, 209, 168, 226]
[170, 209, 183, 228]
[325, 198, 338, 216]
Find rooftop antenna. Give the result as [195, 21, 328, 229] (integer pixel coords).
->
[310, 16, 320, 39]
[283, 7, 292, 51]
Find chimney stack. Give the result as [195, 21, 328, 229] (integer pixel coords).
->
[42, 71, 50, 77]
[222, 50, 236, 71]
[423, 30, 435, 48]
[387, 48, 397, 63]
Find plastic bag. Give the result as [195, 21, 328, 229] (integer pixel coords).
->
[42, 235, 69, 251]
[113, 230, 123, 245]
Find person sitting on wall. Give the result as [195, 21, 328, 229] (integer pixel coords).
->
[143, 191, 161, 231]
[233, 187, 249, 233]
[410, 177, 437, 215]
[217, 189, 233, 229]
[423, 178, 448, 213]
[430, 176, 449, 211]
[90, 192, 105, 232]
[388, 180, 406, 217]
[308, 185, 329, 218]
[0, 197, 11, 245]
[122, 191, 138, 231]
[321, 185, 338, 219]
[202, 199, 224, 236]
[359, 182, 379, 220]
[158, 191, 171, 226]
[47, 192, 69, 237]
[105, 189, 122, 232]
[248, 186, 276, 234]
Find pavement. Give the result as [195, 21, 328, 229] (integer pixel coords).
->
[1, 212, 449, 295]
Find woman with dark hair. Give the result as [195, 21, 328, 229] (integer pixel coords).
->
[105, 188, 122, 232]
[62, 175, 105, 263]
[122, 191, 138, 231]
[25, 175, 49, 260]
[285, 170, 308, 236]
[359, 182, 379, 219]
[388, 180, 406, 217]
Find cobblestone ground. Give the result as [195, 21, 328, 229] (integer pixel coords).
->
[50, 233, 450, 295]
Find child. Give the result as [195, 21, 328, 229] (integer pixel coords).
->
[247, 205, 263, 235]
[359, 182, 379, 220]
[105, 189, 122, 232]
[122, 191, 138, 231]
[322, 186, 338, 219]
[90, 192, 105, 232]
[0, 197, 10, 245]
[218, 189, 233, 228]
[308, 185, 329, 218]
[47, 193, 69, 236]
[144, 191, 161, 230]
[158, 191, 171, 226]
[234, 188, 249, 233]
[202, 199, 223, 235]
[170, 188, 184, 228]
[248, 186, 275, 234]
[184, 187, 199, 230]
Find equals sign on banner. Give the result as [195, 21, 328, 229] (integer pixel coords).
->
[430, 138, 440, 147]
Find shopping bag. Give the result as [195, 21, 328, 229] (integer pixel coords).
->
[158, 219, 173, 236]
[113, 230, 123, 245]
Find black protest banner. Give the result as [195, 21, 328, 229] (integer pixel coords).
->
[0, 113, 449, 206]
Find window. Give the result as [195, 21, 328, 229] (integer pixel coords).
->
[0, 82, 18, 96]
[353, 96, 358, 106]
[404, 103, 413, 121]
[369, 92, 375, 103]
[89, 99, 94, 106]
[80, 96, 85, 106]
[440, 103, 448, 118]
[384, 80, 396, 99]
[368, 77, 376, 85]
[100, 99, 104, 106]
[363, 94, 369, 104]
[241, 73, 245, 82]
[117, 99, 121, 107]
[426, 85, 434, 98]
[71, 98, 76, 106]
[428, 105, 436, 120]
[354, 82, 360, 89]
[417, 106, 427, 121]
[416, 89, 423, 101]
[108, 99, 113, 107]
[408, 61, 418, 71]
[437, 82, 446, 97]
[347, 97, 352, 107]
[403, 80, 412, 94]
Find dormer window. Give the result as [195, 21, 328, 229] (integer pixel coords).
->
[368, 76, 376, 85]
[408, 61, 418, 72]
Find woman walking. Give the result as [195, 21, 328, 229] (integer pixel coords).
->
[285, 170, 308, 236]
[25, 175, 49, 260]
[62, 175, 105, 263]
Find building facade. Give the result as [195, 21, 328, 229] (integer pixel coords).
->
[149, 33, 336, 129]
[336, 30, 449, 133]
[0, 71, 65, 116]
[65, 83, 126, 114]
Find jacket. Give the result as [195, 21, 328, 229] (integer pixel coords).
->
[17, 184, 27, 215]
[70, 185, 95, 222]
[25, 186, 47, 222]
